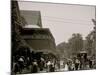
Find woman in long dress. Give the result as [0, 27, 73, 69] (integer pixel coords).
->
[64, 63, 68, 71]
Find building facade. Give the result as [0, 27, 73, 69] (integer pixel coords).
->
[12, 1, 57, 58]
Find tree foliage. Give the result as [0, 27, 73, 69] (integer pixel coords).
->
[57, 33, 83, 58]
[85, 19, 96, 56]
[68, 33, 83, 55]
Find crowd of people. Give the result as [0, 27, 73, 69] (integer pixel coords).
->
[12, 53, 58, 74]
[12, 46, 59, 74]
[59, 56, 96, 72]
[12, 47, 96, 74]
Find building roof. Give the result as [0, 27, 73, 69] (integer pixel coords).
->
[20, 10, 42, 28]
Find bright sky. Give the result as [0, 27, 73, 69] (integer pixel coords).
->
[18, 1, 95, 45]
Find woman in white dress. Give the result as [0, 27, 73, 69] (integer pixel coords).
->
[64, 63, 68, 71]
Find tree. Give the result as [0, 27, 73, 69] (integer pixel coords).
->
[85, 19, 96, 56]
[56, 33, 83, 58]
[68, 33, 83, 56]
[56, 42, 68, 58]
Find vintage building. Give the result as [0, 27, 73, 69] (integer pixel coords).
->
[20, 10, 57, 56]
[21, 28, 56, 53]
[12, 0, 57, 61]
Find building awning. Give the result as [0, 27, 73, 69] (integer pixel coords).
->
[31, 49, 57, 55]
[23, 25, 40, 28]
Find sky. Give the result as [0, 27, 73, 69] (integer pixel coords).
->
[18, 1, 95, 45]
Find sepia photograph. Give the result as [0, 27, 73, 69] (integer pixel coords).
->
[11, 0, 96, 74]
